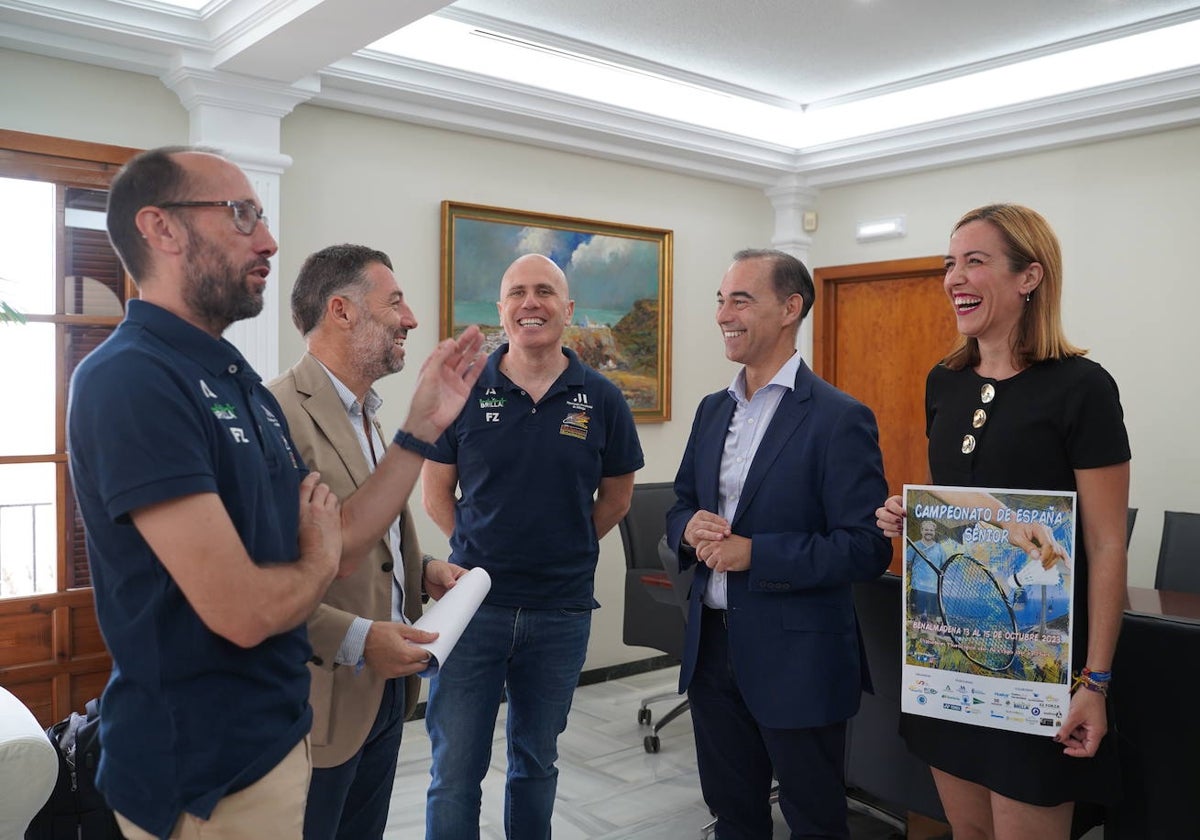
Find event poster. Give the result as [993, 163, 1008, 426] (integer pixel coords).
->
[900, 485, 1077, 737]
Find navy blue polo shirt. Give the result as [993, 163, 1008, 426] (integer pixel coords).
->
[430, 344, 643, 609]
[67, 300, 312, 838]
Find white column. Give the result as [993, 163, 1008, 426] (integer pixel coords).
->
[765, 176, 820, 359]
[161, 66, 318, 378]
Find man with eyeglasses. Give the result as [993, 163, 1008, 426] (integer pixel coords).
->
[67, 147, 484, 840]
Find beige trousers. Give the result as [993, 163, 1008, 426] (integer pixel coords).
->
[115, 737, 310, 840]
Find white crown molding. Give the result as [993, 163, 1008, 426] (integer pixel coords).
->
[207, 0, 451, 82]
[315, 53, 1200, 188]
[205, 0, 304, 49]
[0, 20, 173, 74]
[3, 3, 1200, 191]
[435, 6, 798, 109]
[318, 53, 797, 186]
[162, 64, 320, 118]
[794, 67, 1200, 187]
[315, 81, 792, 188]
[0, 0, 208, 46]
[0, 0, 202, 75]
[806, 7, 1200, 109]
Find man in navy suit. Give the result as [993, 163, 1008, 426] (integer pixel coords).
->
[666, 249, 891, 839]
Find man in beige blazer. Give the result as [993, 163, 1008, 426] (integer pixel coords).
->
[270, 244, 467, 840]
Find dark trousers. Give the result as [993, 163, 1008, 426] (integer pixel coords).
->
[688, 607, 849, 840]
[304, 677, 406, 840]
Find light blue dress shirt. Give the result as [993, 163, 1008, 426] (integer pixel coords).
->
[703, 351, 801, 609]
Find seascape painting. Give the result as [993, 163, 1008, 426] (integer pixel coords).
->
[441, 202, 673, 422]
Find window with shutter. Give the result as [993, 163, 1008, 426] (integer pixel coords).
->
[0, 130, 137, 725]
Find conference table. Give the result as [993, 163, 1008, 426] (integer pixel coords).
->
[847, 576, 1200, 840]
[1122, 584, 1200, 621]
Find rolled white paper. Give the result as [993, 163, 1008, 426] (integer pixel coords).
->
[413, 566, 492, 677]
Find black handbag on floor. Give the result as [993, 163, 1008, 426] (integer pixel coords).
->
[25, 698, 121, 840]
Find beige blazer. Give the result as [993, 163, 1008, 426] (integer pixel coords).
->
[268, 353, 424, 769]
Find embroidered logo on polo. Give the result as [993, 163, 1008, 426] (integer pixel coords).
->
[560, 391, 593, 440]
[478, 387, 505, 423]
[200, 378, 248, 444]
[560, 410, 590, 440]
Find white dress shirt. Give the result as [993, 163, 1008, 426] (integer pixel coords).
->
[315, 362, 408, 670]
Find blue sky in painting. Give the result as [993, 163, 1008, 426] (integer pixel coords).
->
[452, 218, 658, 311]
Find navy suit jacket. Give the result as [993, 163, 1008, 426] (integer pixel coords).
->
[666, 359, 891, 729]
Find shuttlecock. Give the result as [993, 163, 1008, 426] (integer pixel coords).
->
[1012, 557, 1061, 588]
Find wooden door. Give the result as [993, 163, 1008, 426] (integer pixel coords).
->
[812, 257, 959, 573]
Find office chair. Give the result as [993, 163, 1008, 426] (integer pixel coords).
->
[1107, 612, 1200, 838]
[619, 481, 690, 752]
[1126, 507, 1137, 548]
[643, 534, 698, 752]
[846, 574, 944, 828]
[1154, 510, 1200, 594]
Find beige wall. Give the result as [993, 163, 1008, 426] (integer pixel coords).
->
[808, 125, 1200, 587]
[5, 44, 1194, 670]
[0, 50, 187, 148]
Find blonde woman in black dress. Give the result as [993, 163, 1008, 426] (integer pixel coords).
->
[876, 204, 1130, 840]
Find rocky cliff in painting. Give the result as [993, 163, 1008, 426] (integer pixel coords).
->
[565, 297, 659, 409]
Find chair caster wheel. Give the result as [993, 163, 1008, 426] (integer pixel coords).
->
[637, 707, 652, 725]
[644, 734, 660, 753]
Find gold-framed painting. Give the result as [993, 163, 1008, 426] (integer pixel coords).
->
[440, 201, 673, 422]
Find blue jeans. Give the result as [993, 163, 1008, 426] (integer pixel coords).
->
[424, 604, 591, 840]
[304, 677, 405, 840]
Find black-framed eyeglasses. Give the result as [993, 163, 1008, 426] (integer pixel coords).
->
[158, 200, 268, 235]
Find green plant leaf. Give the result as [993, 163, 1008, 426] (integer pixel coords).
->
[0, 300, 27, 324]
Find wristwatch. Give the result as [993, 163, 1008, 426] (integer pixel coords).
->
[420, 553, 435, 603]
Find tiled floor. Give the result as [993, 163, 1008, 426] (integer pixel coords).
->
[384, 666, 904, 839]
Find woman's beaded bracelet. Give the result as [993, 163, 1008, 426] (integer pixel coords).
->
[1071, 668, 1111, 696]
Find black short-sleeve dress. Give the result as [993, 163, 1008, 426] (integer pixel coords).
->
[899, 355, 1131, 806]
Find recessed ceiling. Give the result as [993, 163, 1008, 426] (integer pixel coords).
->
[5, 0, 1200, 186]
[367, 7, 1200, 148]
[443, 0, 1200, 105]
